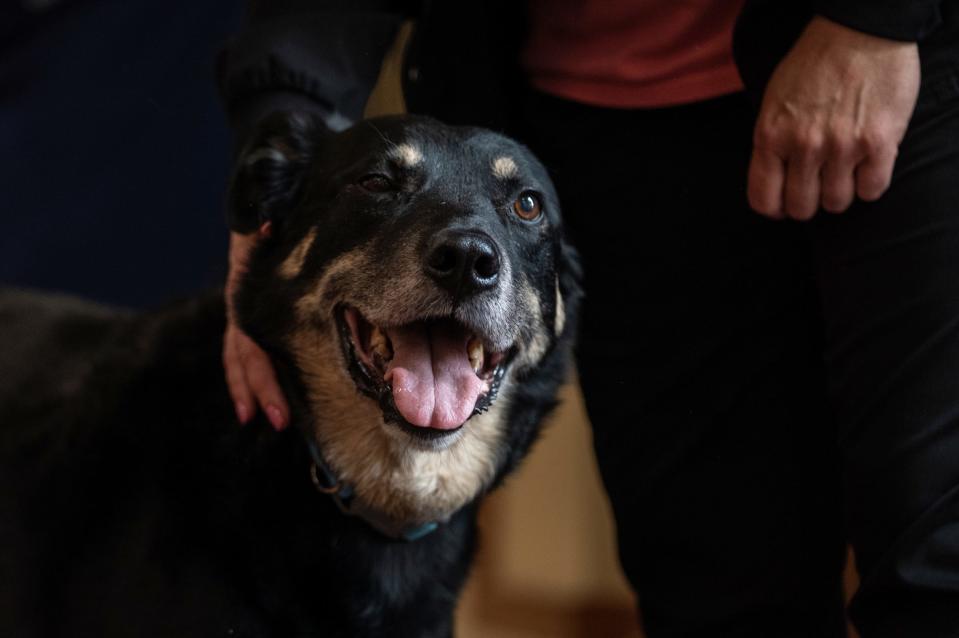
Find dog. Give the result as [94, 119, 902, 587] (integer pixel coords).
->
[0, 113, 582, 637]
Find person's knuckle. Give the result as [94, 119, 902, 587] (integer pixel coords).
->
[235, 345, 252, 366]
[783, 190, 798, 214]
[748, 168, 771, 189]
[250, 362, 278, 389]
[236, 335, 260, 358]
[858, 162, 891, 196]
[825, 127, 855, 158]
[785, 179, 813, 209]
[224, 355, 242, 377]
[753, 120, 783, 150]
[226, 375, 247, 401]
[791, 128, 825, 159]
[247, 373, 268, 395]
[262, 391, 283, 408]
[790, 201, 817, 220]
[250, 350, 274, 371]
[822, 191, 849, 213]
[747, 183, 776, 214]
[227, 385, 246, 405]
[750, 198, 774, 216]
[859, 126, 893, 156]
[225, 360, 246, 386]
[859, 176, 888, 201]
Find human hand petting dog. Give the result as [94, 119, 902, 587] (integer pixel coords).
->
[224, 229, 289, 431]
[748, 16, 920, 220]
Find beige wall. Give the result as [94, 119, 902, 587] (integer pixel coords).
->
[455, 382, 642, 638]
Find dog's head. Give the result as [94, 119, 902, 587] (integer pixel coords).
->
[230, 113, 581, 524]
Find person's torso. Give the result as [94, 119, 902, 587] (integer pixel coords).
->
[522, 0, 745, 108]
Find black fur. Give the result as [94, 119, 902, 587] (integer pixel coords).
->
[0, 115, 581, 637]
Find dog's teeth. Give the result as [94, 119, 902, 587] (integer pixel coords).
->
[467, 337, 484, 374]
[370, 326, 392, 362]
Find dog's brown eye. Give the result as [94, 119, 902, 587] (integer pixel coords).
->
[359, 174, 393, 193]
[512, 191, 543, 221]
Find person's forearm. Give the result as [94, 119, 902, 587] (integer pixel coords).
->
[216, 1, 406, 151]
[216, 11, 404, 129]
[216, 1, 408, 232]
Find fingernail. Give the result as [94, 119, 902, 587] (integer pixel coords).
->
[235, 402, 250, 424]
[266, 405, 286, 431]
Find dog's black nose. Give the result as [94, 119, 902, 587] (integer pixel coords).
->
[425, 230, 501, 297]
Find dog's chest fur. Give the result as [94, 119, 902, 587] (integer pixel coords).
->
[0, 291, 473, 638]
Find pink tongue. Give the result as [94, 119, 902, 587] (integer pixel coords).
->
[384, 323, 486, 429]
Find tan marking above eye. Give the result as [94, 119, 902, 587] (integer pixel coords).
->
[390, 143, 423, 168]
[492, 156, 518, 180]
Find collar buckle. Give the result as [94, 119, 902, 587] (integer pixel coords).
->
[309, 462, 342, 495]
[305, 439, 442, 542]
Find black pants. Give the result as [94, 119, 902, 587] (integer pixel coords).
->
[521, 64, 959, 637]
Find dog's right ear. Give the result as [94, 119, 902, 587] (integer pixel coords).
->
[227, 111, 328, 233]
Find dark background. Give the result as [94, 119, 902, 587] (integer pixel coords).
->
[0, 0, 245, 308]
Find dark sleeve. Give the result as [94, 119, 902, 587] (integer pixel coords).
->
[813, 0, 942, 41]
[735, 0, 944, 103]
[216, 0, 407, 145]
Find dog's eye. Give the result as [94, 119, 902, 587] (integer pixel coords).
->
[512, 191, 543, 221]
[358, 174, 394, 193]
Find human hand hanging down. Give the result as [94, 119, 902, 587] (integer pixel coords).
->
[747, 16, 920, 220]
[223, 228, 289, 431]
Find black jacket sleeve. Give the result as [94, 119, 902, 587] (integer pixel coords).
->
[814, 0, 942, 41]
[216, 0, 407, 146]
[735, 0, 948, 101]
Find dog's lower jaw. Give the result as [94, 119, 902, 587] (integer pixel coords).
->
[291, 326, 512, 526]
[380, 419, 466, 451]
[326, 392, 509, 526]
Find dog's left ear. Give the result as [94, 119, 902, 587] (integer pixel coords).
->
[555, 236, 584, 337]
[227, 111, 328, 234]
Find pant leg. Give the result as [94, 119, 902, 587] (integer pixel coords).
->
[811, 68, 959, 637]
[521, 91, 847, 637]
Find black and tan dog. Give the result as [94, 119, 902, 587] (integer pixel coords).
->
[0, 114, 581, 637]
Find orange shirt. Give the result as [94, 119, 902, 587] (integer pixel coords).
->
[523, 0, 746, 108]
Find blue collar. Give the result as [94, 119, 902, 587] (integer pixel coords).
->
[304, 439, 440, 542]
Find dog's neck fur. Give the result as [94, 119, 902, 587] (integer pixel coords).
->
[126, 295, 476, 634]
